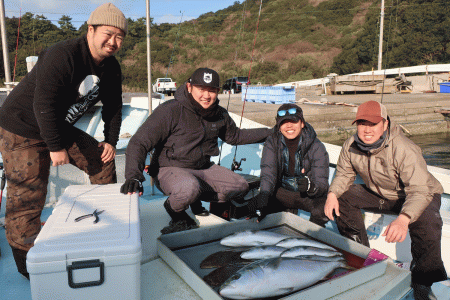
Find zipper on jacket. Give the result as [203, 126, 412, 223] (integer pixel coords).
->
[367, 154, 386, 210]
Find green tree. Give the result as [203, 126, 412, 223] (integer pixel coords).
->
[58, 15, 76, 38]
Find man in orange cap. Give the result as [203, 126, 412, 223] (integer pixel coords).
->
[325, 100, 447, 299]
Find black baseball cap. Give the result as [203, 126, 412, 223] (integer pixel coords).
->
[276, 103, 305, 127]
[188, 67, 220, 89]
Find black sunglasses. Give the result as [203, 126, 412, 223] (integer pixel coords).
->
[277, 108, 297, 117]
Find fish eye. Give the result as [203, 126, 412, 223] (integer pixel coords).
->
[230, 274, 241, 281]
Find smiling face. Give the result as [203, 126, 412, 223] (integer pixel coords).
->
[356, 119, 388, 144]
[87, 25, 125, 65]
[280, 119, 304, 140]
[187, 82, 219, 109]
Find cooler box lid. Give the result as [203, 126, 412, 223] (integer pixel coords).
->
[27, 184, 141, 264]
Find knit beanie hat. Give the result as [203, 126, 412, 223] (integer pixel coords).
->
[87, 3, 128, 34]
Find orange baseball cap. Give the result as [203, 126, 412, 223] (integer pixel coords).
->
[352, 101, 387, 124]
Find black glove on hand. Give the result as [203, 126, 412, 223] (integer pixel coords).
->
[120, 178, 143, 195]
[297, 176, 310, 193]
[297, 176, 317, 196]
[246, 192, 269, 222]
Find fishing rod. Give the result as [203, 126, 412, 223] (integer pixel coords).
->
[218, 1, 248, 167]
[230, 0, 264, 172]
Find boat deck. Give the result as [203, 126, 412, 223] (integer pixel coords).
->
[1, 99, 450, 299]
[1, 188, 450, 300]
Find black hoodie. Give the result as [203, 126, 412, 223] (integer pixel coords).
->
[0, 36, 122, 151]
[125, 84, 272, 182]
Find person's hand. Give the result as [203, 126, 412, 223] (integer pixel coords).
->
[297, 176, 309, 193]
[382, 214, 410, 243]
[246, 195, 267, 222]
[297, 169, 316, 195]
[324, 192, 340, 221]
[50, 149, 70, 167]
[99, 142, 116, 163]
[120, 178, 143, 196]
[246, 209, 267, 223]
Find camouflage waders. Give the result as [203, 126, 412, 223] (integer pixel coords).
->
[0, 126, 116, 253]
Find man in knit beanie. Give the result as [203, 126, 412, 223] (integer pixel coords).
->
[0, 3, 127, 279]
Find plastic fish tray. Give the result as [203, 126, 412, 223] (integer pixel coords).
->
[157, 212, 392, 300]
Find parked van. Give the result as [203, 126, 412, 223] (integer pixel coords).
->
[222, 77, 250, 94]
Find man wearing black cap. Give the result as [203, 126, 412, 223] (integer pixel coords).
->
[247, 103, 330, 226]
[121, 67, 272, 234]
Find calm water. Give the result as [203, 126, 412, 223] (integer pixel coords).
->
[331, 132, 450, 170]
[409, 132, 450, 170]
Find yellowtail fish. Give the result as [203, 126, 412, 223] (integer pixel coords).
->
[240, 246, 286, 260]
[280, 246, 343, 258]
[276, 237, 336, 251]
[219, 257, 349, 299]
[220, 230, 294, 247]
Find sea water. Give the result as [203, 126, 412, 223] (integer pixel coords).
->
[331, 132, 450, 170]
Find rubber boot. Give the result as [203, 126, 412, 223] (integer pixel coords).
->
[412, 283, 437, 300]
[190, 199, 209, 216]
[309, 216, 330, 228]
[335, 216, 370, 247]
[161, 200, 199, 234]
[11, 246, 29, 280]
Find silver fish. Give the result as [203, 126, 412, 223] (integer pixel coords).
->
[290, 254, 346, 262]
[281, 246, 343, 258]
[240, 246, 286, 260]
[220, 230, 293, 247]
[276, 237, 336, 251]
[219, 257, 348, 299]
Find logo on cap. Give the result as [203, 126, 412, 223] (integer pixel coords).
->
[203, 73, 212, 83]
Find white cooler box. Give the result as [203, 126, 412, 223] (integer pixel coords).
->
[27, 184, 141, 300]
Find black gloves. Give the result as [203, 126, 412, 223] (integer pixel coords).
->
[297, 176, 310, 193]
[120, 178, 143, 195]
[246, 192, 270, 222]
[297, 176, 316, 196]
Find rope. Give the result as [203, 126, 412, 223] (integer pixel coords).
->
[12, 8, 22, 82]
[231, 0, 264, 166]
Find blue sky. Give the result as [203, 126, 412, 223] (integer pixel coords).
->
[4, 0, 241, 27]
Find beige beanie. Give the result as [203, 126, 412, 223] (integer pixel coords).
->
[87, 3, 127, 34]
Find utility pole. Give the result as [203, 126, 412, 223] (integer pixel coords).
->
[378, 0, 385, 70]
[146, 0, 152, 115]
[0, 0, 12, 93]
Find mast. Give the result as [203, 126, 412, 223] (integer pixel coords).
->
[0, 0, 12, 92]
[146, 0, 152, 115]
[377, 0, 385, 70]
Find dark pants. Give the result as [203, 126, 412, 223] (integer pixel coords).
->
[156, 164, 249, 212]
[272, 187, 329, 227]
[336, 184, 447, 286]
[0, 127, 116, 273]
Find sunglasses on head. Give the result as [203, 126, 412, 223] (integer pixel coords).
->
[277, 108, 297, 117]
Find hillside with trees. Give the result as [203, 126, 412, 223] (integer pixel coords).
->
[0, 0, 449, 92]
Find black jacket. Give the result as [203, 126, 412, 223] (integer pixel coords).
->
[0, 36, 123, 151]
[125, 84, 272, 182]
[258, 122, 329, 207]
